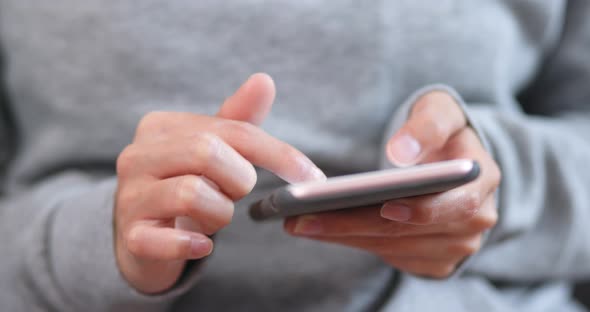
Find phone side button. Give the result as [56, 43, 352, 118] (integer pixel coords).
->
[249, 195, 279, 221]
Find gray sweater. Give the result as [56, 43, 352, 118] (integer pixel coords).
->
[1, 1, 590, 311]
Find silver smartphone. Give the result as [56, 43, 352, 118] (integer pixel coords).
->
[249, 159, 480, 221]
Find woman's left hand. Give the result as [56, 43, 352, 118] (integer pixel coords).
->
[285, 91, 501, 278]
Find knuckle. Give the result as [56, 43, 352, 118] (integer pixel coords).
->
[224, 120, 258, 138]
[413, 204, 438, 224]
[173, 176, 202, 216]
[243, 165, 258, 194]
[137, 111, 165, 134]
[415, 91, 448, 111]
[116, 145, 139, 177]
[180, 239, 194, 259]
[426, 90, 454, 103]
[449, 236, 481, 257]
[462, 191, 482, 218]
[421, 209, 437, 224]
[491, 162, 502, 188]
[203, 134, 223, 165]
[415, 91, 455, 113]
[190, 133, 222, 167]
[212, 202, 235, 230]
[470, 206, 498, 231]
[430, 264, 456, 279]
[138, 111, 166, 128]
[116, 186, 139, 211]
[205, 196, 235, 232]
[232, 163, 257, 200]
[424, 119, 448, 143]
[173, 176, 235, 233]
[125, 227, 145, 257]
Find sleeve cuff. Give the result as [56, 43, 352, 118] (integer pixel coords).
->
[46, 173, 203, 311]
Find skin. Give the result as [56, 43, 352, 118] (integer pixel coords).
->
[115, 73, 326, 294]
[115, 74, 501, 294]
[284, 91, 501, 278]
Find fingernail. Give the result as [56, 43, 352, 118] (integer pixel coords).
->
[309, 166, 327, 182]
[290, 157, 326, 183]
[293, 215, 323, 235]
[381, 204, 412, 222]
[189, 236, 213, 258]
[389, 134, 421, 165]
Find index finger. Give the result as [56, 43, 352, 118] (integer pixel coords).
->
[209, 117, 326, 183]
[136, 113, 326, 184]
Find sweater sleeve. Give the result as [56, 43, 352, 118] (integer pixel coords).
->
[464, 0, 590, 281]
[0, 55, 201, 312]
[383, 0, 590, 282]
[0, 171, 206, 311]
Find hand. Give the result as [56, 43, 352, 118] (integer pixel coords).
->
[285, 91, 500, 278]
[115, 74, 326, 293]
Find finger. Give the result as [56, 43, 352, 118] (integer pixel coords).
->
[125, 223, 213, 261]
[284, 196, 496, 238]
[128, 115, 325, 184]
[135, 175, 234, 234]
[132, 73, 274, 142]
[217, 73, 276, 125]
[293, 234, 481, 261]
[382, 256, 457, 278]
[210, 119, 326, 183]
[381, 128, 499, 225]
[387, 91, 467, 166]
[462, 194, 498, 234]
[381, 186, 482, 225]
[284, 207, 449, 237]
[446, 128, 501, 194]
[119, 134, 257, 200]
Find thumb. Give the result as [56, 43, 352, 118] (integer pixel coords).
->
[387, 91, 466, 166]
[216, 73, 276, 125]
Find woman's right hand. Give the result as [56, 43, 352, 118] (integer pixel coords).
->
[114, 74, 325, 294]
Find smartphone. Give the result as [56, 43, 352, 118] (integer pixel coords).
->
[249, 159, 479, 221]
